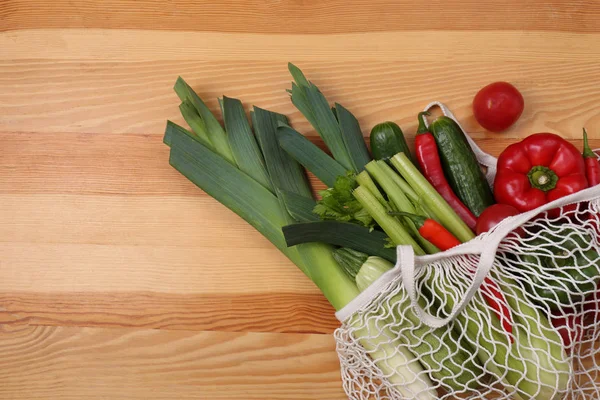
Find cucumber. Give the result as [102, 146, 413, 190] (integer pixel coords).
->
[429, 116, 494, 216]
[370, 122, 414, 164]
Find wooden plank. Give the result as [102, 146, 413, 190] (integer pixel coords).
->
[1, 57, 599, 137]
[3, 29, 600, 62]
[3, 132, 600, 196]
[2, 0, 599, 34]
[0, 242, 319, 294]
[0, 292, 338, 334]
[0, 325, 345, 399]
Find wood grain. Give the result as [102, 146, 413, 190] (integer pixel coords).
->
[1, 56, 600, 138]
[2, 1, 600, 398]
[0, 325, 344, 399]
[2, 0, 599, 34]
[0, 292, 338, 333]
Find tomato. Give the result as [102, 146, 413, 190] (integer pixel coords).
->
[476, 204, 520, 235]
[473, 82, 524, 132]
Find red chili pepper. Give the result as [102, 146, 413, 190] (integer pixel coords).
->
[582, 128, 600, 186]
[391, 211, 513, 339]
[494, 133, 588, 212]
[415, 112, 478, 231]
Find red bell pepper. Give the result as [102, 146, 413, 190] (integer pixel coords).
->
[494, 133, 588, 212]
[582, 128, 600, 186]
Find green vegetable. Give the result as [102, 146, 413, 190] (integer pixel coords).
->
[277, 124, 347, 187]
[353, 185, 425, 255]
[498, 277, 571, 399]
[390, 152, 475, 243]
[253, 107, 312, 199]
[335, 103, 371, 172]
[365, 160, 439, 254]
[277, 190, 319, 222]
[356, 170, 388, 207]
[165, 111, 358, 310]
[429, 116, 495, 216]
[288, 64, 353, 170]
[520, 228, 600, 310]
[222, 96, 272, 191]
[349, 254, 483, 391]
[288, 63, 371, 173]
[174, 77, 236, 165]
[370, 121, 414, 163]
[282, 221, 396, 262]
[313, 173, 373, 228]
[333, 248, 368, 280]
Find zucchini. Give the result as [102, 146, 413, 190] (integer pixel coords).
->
[370, 122, 414, 164]
[429, 117, 494, 216]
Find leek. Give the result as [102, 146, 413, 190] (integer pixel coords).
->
[335, 103, 371, 172]
[277, 124, 347, 187]
[166, 113, 357, 310]
[288, 64, 353, 170]
[222, 96, 272, 191]
[277, 190, 319, 222]
[282, 221, 395, 262]
[174, 77, 236, 165]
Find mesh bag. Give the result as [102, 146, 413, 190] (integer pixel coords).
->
[333, 103, 600, 400]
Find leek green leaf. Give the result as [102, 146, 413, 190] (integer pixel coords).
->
[252, 107, 312, 199]
[277, 125, 347, 187]
[335, 103, 371, 172]
[222, 96, 272, 191]
[282, 221, 395, 262]
[173, 77, 235, 165]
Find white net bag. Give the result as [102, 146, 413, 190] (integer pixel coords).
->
[333, 103, 600, 400]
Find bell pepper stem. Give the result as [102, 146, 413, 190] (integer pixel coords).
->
[527, 166, 558, 191]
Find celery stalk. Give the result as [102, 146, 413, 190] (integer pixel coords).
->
[356, 170, 387, 207]
[353, 186, 425, 255]
[391, 152, 475, 242]
[365, 161, 439, 254]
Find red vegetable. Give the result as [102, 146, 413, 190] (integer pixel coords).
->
[393, 211, 513, 338]
[494, 133, 588, 212]
[473, 82, 524, 132]
[392, 211, 460, 251]
[414, 112, 477, 230]
[550, 312, 586, 350]
[476, 204, 520, 235]
[582, 128, 600, 186]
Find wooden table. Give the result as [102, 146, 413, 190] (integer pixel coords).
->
[2, 1, 600, 398]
